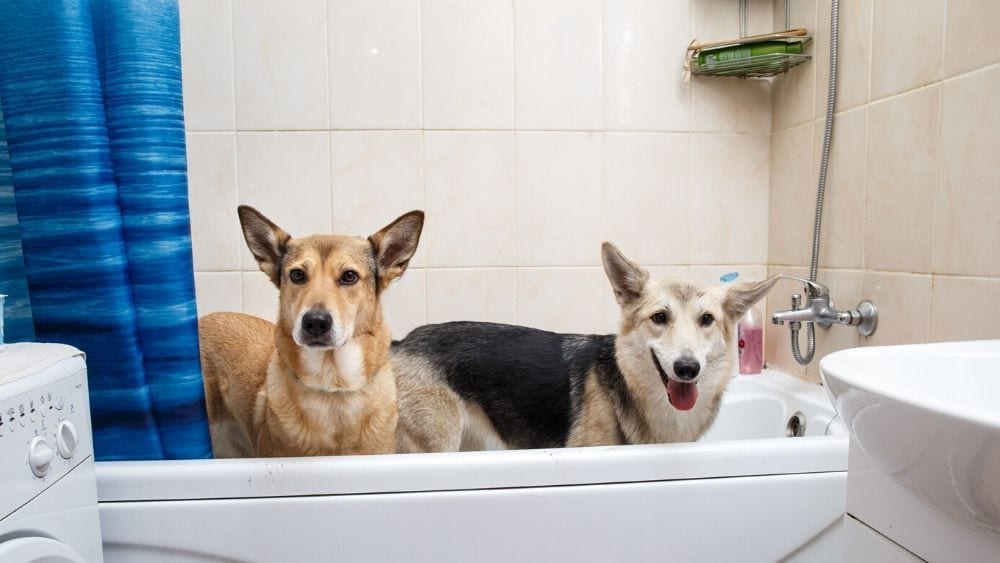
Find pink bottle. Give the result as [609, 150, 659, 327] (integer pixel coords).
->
[738, 306, 764, 375]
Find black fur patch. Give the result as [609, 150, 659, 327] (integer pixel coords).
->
[394, 322, 621, 449]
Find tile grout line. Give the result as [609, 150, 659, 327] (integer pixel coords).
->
[324, 0, 335, 236]
[323, 0, 331, 132]
[417, 0, 429, 327]
[227, 0, 238, 132]
[227, 0, 244, 312]
[511, 0, 519, 325]
[598, 0, 606, 329]
[187, 128, 780, 135]
[193, 266, 998, 281]
[927, 0, 949, 342]
[865, 0, 873, 109]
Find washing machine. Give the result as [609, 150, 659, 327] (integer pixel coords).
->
[0, 343, 103, 562]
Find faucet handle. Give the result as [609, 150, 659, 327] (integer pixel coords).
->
[780, 276, 830, 298]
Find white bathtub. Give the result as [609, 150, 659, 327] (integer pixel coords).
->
[95, 369, 848, 562]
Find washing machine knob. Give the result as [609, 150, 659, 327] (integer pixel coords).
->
[56, 420, 78, 459]
[28, 436, 55, 477]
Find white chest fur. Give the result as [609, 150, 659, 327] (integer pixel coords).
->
[295, 341, 367, 392]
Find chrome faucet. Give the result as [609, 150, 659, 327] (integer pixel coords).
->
[771, 276, 878, 337]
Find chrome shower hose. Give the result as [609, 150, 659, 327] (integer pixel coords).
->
[791, 0, 838, 365]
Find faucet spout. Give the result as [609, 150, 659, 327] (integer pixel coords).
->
[771, 308, 824, 325]
[771, 295, 840, 326]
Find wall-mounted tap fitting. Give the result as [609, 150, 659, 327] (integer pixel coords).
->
[771, 276, 877, 337]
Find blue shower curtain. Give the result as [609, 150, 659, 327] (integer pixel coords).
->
[0, 0, 211, 460]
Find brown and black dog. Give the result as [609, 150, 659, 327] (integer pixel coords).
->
[200, 206, 423, 457]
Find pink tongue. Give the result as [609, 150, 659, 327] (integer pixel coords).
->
[667, 380, 699, 411]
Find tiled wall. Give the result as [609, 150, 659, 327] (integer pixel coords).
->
[181, 0, 776, 337]
[182, 0, 1000, 380]
[767, 0, 1000, 381]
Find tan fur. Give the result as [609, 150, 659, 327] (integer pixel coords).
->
[394, 357, 465, 453]
[566, 371, 624, 447]
[201, 206, 423, 457]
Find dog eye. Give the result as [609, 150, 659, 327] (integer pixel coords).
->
[289, 268, 307, 284]
[340, 270, 359, 285]
[700, 313, 715, 327]
[651, 311, 669, 325]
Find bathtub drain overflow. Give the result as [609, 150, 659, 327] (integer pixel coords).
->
[786, 412, 806, 438]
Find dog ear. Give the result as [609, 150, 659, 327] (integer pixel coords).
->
[238, 205, 291, 288]
[601, 242, 649, 306]
[369, 210, 425, 292]
[724, 274, 781, 320]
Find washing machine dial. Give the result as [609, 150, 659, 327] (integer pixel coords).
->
[56, 420, 78, 459]
[28, 435, 55, 477]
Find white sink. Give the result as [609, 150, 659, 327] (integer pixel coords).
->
[820, 340, 1000, 538]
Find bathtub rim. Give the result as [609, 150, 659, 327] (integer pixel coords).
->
[97, 368, 847, 502]
[96, 434, 847, 502]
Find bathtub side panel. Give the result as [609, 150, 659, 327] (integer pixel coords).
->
[99, 472, 847, 563]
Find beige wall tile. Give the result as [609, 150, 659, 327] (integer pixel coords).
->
[422, 0, 514, 129]
[183, 0, 1000, 366]
[768, 122, 815, 267]
[330, 131, 425, 266]
[194, 272, 242, 317]
[329, 0, 421, 129]
[424, 132, 516, 267]
[232, 0, 328, 130]
[861, 271, 932, 347]
[865, 85, 940, 273]
[604, 133, 690, 265]
[814, 106, 866, 269]
[517, 267, 608, 334]
[944, 0, 1000, 78]
[934, 66, 1000, 277]
[690, 134, 769, 264]
[688, 265, 767, 286]
[691, 78, 772, 134]
[381, 268, 427, 339]
[187, 133, 240, 271]
[515, 132, 604, 267]
[694, 0, 773, 40]
[814, 0, 871, 114]
[515, 0, 602, 130]
[771, 0, 816, 131]
[870, 0, 945, 101]
[235, 132, 332, 271]
[179, 0, 234, 131]
[604, 0, 690, 131]
[241, 271, 279, 322]
[772, 56, 817, 132]
[426, 268, 517, 325]
[764, 265, 809, 378]
[930, 275, 1000, 342]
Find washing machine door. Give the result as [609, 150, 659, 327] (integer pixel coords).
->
[0, 537, 85, 563]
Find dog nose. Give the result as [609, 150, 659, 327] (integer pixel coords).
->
[302, 311, 332, 336]
[673, 358, 700, 381]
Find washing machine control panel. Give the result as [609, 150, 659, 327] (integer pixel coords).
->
[0, 346, 93, 520]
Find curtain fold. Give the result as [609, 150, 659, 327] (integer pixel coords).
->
[93, 0, 208, 459]
[0, 106, 36, 343]
[0, 0, 210, 460]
